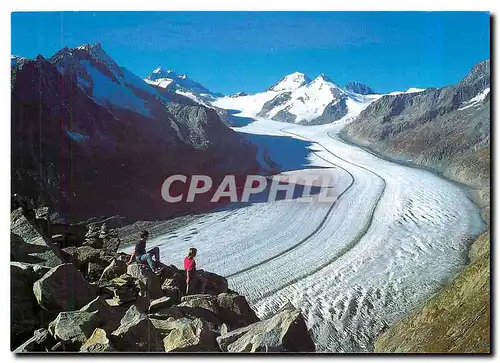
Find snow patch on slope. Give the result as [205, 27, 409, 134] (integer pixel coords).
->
[81, 60, 152, 117]
[458, 87, 490, 111]
[387, 87, 426, 96]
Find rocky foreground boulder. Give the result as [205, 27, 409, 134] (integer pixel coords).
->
[11, 207, 315, 353]
[11, 208, 64, 267]
[217, 307, 315, 352]
[33, 264, 97, 312]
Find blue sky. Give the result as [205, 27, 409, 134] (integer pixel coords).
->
[12, 12, 490, 94]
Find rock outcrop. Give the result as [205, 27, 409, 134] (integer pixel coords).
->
[11, 206, 315, 353]
[80, 328, 115, 352]
[11, 208, 64, 267]
[33, 263, 97, 312]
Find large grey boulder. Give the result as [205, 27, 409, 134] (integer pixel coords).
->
[111, 305, 163, 351]
[101, 236, 121, 253]
[33, 263, 97, 312]
[161, 280, 181, 305]
[149, 296, 176, 314]
[217, 308, 315, 352]
[79, 295, 149, 333]
[80, 328, 115, 352]
[11, 261, 51, 280]
[162, 317, 219, 352]
[62, 245, 112, 270]
[48, 310, 101, 346]
[99, 274, 143, 306]
[153, 295, 222, 328]
[11, 208, 64, 267]
[127, 263, 163, 299]
[175, 293, 258, 331]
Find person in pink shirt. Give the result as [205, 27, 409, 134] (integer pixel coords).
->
[184, 248, 197, 294]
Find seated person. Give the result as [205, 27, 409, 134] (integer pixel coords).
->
[127, 230, 162, 274]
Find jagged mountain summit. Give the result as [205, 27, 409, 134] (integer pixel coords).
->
[11, 43, 259, 222]
[50, 43, 169, 118]
[213, 72, 382, 125]
[144, 67, 223, 108]
[145, 67, 218, 96]
[345, 81, 375, 95]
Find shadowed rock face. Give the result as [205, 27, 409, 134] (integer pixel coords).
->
[341, 59, 490, 221]
[11, 46, 259, 222]
[306, 96, 348, 125]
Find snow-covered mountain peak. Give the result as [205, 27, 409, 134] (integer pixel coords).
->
[269, 72, 311, 92]
[11, 55, 27, 67]
[50, 42, 123, 82]
[147, 67, 179, 81]
[315, 73, 332, 82]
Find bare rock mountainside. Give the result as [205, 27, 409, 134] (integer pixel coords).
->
[341, 59, 490, 353]
[341, 59, 490, 222]
[11, 207, 316, 353]
[11, 43, 259, 223]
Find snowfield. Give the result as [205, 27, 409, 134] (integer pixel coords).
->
[122, 111, 484, 352]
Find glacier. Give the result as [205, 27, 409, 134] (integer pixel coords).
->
[122, 94, 485, 353]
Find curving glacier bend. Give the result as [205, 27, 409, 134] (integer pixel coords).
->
[123, 116, 484, 352]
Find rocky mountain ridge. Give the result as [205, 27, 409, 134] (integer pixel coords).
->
[341, 59, 490, 221]
[11, 43, 260, 223]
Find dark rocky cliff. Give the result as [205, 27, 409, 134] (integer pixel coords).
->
[11, 45, 260, 223]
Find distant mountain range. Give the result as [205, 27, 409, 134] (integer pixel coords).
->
[212, 73, 385, 125]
